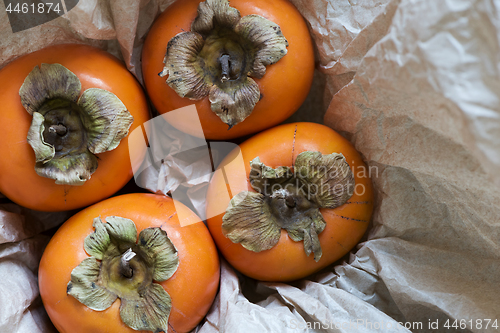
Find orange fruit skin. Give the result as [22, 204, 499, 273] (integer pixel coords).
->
[142, 0, 315, 140]
[206, 123, 374, 281]
[39, 193, 220, 333]
[0, 44, 150, 212]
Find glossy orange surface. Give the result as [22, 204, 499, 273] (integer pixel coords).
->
[142, 0, 315, 140]
[206, 123, 374, 281]
[0, 44, 150, 211]
[39, 193, 220, 333]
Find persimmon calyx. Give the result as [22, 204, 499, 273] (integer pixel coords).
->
[20, 63, 134, 186]
[67, 216, 179, 333]
[160, 0, 288, 129]
[222, 151, 355, 262]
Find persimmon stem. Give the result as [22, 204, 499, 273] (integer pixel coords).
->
[285, 195, 296, 208]
[120, 248, 136, 278]
[220, 54, 231, 82]
[49, 124, 67, 136]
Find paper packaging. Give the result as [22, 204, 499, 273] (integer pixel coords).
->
[1, 0, 499, 332]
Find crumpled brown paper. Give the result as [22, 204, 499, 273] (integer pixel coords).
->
[320, 0, 500, 330]
[1, 0, 499, 332]
[0, 203, 71, 333]
[130, 106, 216, 218]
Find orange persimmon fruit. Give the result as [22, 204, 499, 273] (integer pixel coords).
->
[142, 0, 315, 140]
[206, 123, 374, 281]
[39, 193, 220, 333]
[0, 44, 150, 211]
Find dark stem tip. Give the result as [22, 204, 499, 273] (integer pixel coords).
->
[220, 54, 231, 82]
[120, 248, 136, 279]
[49, 124, 68, 136]
[285, 195, 296, 208]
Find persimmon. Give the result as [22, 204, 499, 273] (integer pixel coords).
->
[39, 193, 220, 333]
[142, 0, 315, 140]
[0, 44, 150, 212]
[206, 123, 374, 281]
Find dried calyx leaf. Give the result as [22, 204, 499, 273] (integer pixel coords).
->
[222, 151, 355, 262]
[161, 0, 288, 129]
[294, 151, 355, 208]
[248, 156, 293, 195]
[20, 63, 134, 186]
[68, 216, 179, 333]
